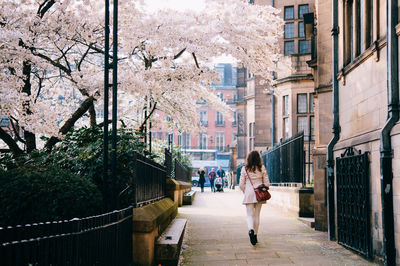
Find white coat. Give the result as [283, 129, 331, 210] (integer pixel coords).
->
[239, 165, 270, 205]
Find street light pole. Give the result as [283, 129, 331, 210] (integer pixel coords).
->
[103, 0, 110, 209]
[111, 0, 119, 209]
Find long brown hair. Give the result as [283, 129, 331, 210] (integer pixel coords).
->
[245, 150, 263, 172]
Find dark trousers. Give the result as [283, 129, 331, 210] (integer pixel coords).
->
[210, 180, 215, 192]
[200, 183, 204, 192]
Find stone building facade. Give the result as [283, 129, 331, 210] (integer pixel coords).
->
[309, 0, 400, 263]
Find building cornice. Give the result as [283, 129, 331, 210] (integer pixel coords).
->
[275, 73, 314, 85]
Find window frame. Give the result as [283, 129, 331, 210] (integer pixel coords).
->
[297, 93, 308, 114]
[298, 4, 309, 19]
[299, 40, 310, 54]
[297, 116, 309, 136]
[284, 6, 295, 20]
[284, 22, 295, 39]
[298, 21, 305, 38]
[284, 41, 295, 56]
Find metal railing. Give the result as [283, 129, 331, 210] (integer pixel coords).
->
[261, 132, 305, 185]
[174, 159, 191, 183]
[0, 206, 133, 266]
[164, 148, 173, 178]
[132, 151, 167, 207]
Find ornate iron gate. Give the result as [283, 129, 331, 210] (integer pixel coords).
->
[336, 147, 371, 258]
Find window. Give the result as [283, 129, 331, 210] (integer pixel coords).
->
[232, 111, 237, 126]
[297, 94, 308, 113]
[299, 40, 310, 54]
[217, 92, 224, 101]
[297, 116, 308, 136]
[249, 122, 255, 151]
[200, 111, 208, 126]
[285, 23, 295, 39]
[298, 22, 305, 38]
[215, 132, 225, 152]
[216, 111, 224, 126]
[284, 41, 295, 56]
[310, 116, 315, 141]
[182, 132, 191, 148]
[284, 6, 294, 20]
[344, 0, 374, 65]
[283, 95, 289, 116]
[284, 118, 289, 139]
[309, 94, 314, 113]
[298, 4, 309, 19]
[199, 133, 208, 149]
[344, 0, 354, 64]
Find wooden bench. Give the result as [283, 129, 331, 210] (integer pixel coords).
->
[183, 190, 196, 205]
[155, 218, 187, 266]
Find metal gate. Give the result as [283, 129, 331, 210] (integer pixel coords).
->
[336, 147, 371, 258]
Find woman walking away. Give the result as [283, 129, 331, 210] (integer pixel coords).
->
[198, 168, 206, 192]
[239, 150, 270, 246]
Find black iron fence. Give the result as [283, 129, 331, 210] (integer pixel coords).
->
[174, 159, 191, 183]
[164, 148, 173, 178]
[132, 151, 167, 207]
[261, 132, 305, 185]
[0, 206, 133, 266]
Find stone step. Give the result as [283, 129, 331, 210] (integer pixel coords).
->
[298, 217, 315, 228]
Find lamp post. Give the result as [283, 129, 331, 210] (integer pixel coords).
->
[104, 0, 118, 210]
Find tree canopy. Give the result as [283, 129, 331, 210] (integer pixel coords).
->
[0, 0, 284, 154]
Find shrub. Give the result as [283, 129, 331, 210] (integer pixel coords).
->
[0, 165, 102, 226]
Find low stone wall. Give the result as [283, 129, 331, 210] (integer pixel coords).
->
[132, 197, 178, 266]
[166, 178, 192, 207]
[268, 186, 314, 218]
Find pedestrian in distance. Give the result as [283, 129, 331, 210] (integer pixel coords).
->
[197, 168, 206, 192]
[239, 150, 270, 246]
[208, 168, 216, 192]
[216, 166, 226, 187]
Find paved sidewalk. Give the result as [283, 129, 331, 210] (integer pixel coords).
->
[178, 188, 381, 266]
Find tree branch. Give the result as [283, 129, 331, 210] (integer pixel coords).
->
[192, 52, 200, 69]
[38, 0, 55, 18]
[0, 127, 23, 156]
[9, 118, 25, 144]
[138, 102, 157, 133]
[44, 96, 95, 151]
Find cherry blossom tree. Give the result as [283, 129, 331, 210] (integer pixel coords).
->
[0, 0, 284, 155]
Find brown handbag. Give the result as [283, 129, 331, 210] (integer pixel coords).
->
[245, 169, 271, 202]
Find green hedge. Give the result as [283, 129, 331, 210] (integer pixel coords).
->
[0, 166, 102, 226]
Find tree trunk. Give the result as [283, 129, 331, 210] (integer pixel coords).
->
[22, 61, 37, 153]
[44, 96, 95, 151]
[89, 102, 97, 127]
[0, 127, 23, 155]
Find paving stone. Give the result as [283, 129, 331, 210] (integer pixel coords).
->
[178, 188, 381, 266]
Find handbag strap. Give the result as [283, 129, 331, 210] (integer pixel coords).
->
[245, 168, 256, 189]
[245, 167, 265, 188]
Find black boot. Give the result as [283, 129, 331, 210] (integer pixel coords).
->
[255, 235, 258, 243]
[249, 230, 256, 245]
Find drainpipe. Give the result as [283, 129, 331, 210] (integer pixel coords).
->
[327, 0, 340, 241]
[270, 92, 275, 147]
[381, 0, 399, 265]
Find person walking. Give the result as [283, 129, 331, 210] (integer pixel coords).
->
[208, 168, 216, 192]
[239, 150, 270, 246]
[198, 168, 206, 192]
